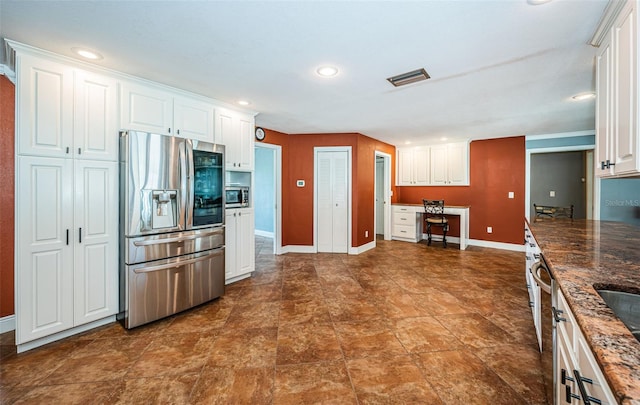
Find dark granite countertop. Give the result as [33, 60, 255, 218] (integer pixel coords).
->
[529, 219, 640, 405]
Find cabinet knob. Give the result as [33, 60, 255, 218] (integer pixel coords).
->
[66, 147, 70, 154]
[177, 129, 180, 135]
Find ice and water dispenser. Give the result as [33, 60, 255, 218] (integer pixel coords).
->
[151, 190, 178, 229]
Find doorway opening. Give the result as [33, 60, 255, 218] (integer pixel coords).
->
[254, 143, 282, 254]
[526, 146, 594, 221]
[374, 151, 392, 242]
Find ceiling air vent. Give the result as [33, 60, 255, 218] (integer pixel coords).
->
[386, 68, 430, 87]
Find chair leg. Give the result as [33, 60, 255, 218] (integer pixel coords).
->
[442, 226, 447, 248]
[427, 223, 432, 246]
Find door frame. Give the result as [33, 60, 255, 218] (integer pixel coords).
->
[374, 151, 392, 241]
[254, 143, 283, 254]
[313, 146, 352, 254]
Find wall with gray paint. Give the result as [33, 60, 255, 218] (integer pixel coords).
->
[600, 178, 640, 226]
[530, 151, 586, 219]
[255, 147, 274, 233]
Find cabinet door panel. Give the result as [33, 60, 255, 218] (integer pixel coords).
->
[397, 149, 414, 185]
[596, 37, 613, 176]
[413, 148, 430, 185]
[614, 5, 638, 173]
[17, 157, 74, 344]
[430, 145, 448, 185]
[18, 55, 73, 157]
[121, 82, 172, 134]
[237, 209, 255, 274]
[174, 97, 214, 141]
[74, 161, 119, 325]
[74, 71, 118, 161]
[238, 117, 254, 170]
[447, 143, 468, 185]
[225, 210, 238, 282]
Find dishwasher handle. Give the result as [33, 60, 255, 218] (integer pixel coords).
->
[530, 261, 551, 294]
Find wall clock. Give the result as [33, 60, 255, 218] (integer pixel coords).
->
[255, 127, 265, 141]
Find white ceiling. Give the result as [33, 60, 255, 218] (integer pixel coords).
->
[0, 0, 607, 146]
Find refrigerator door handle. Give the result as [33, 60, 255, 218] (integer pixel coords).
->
[184, 139, 194, 229]
[132, 247, 224, 274]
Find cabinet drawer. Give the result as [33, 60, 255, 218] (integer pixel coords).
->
[576, 333, 617, 405]
[392, 224, 416, 238]
[393, 211, 415, 226]
[556, 290, 576, 347]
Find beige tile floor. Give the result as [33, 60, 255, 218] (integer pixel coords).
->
[0, 236, 548, 404]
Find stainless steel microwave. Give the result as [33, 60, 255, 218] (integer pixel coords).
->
[225, 186, 249, 208]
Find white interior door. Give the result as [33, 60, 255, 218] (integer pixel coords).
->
[316, 150, 349, 253]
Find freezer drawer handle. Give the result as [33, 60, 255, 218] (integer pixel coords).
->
[132, 230, 223, 246]
[133, 248, 224, 274]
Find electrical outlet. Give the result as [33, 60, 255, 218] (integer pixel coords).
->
[487, 226, 493, 233]
[365, 230, 369, 237]
[550, 191, 555, 197]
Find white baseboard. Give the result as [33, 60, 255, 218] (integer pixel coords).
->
[17, 316, 115, 353]
[0, 315, 15, 333]
[281, 245, 316, 254]
[255, 230, 274, 238]
[349, 240, 376, 255]
[467, 239, 525, 252]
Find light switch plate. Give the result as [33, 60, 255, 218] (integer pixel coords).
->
[296, 180, 305, 187]
[508, 192, 514, 199]
[550, 191, 555, 197]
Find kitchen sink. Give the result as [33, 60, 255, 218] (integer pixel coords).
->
[596, 289, 640, 342]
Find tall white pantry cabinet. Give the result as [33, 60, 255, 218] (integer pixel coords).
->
[15, 51, 119, 350]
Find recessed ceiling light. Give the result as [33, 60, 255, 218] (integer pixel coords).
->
[316, 66, 339, 77]
[237, 100, 251, 106]
[72, 47, 103, 60]
[572, 92, 596, 101]
[527, 0, 553, 5]
[404, 141, 412, 145]
[440, 137, 448, 141]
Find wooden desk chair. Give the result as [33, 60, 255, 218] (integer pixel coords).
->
[423, 199, 449, 248]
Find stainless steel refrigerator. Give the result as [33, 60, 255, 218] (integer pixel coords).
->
[119, 131, 225, 328]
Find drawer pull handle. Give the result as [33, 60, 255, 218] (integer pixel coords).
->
[574, 369, 602, 405]
[552, 307, 566, 323]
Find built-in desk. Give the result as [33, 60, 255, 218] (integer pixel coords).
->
[391, 203, 470, 250]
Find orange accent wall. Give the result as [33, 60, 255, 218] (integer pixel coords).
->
[0, 75, 15, 317]
[261, 129, 396, 247]
[397, 136, 526, 244]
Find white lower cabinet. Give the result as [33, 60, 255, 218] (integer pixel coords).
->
[225, 208, 255, 284]
[524, 222, 543, 350]
[391, 205, 421, 242]
[16, 156, 118, 346]
[555, 290, 617, 405]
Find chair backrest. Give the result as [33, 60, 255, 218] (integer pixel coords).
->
[423, 199, 445, 217]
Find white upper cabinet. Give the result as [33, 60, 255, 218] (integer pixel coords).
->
[17, 54, 119, 161]
[430, 142, 469, 185]
[121, 81, 215, 142]
[74, 70, 119, 161]
[120, 81, 173, 135]
[398, 142, 469, 186]
[396, 147, 429, 186]
[17, 54, 74, 158]
[173, 96, 215, 142]
[595, 0, 640, 177]
[215, 107, 254, 171]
